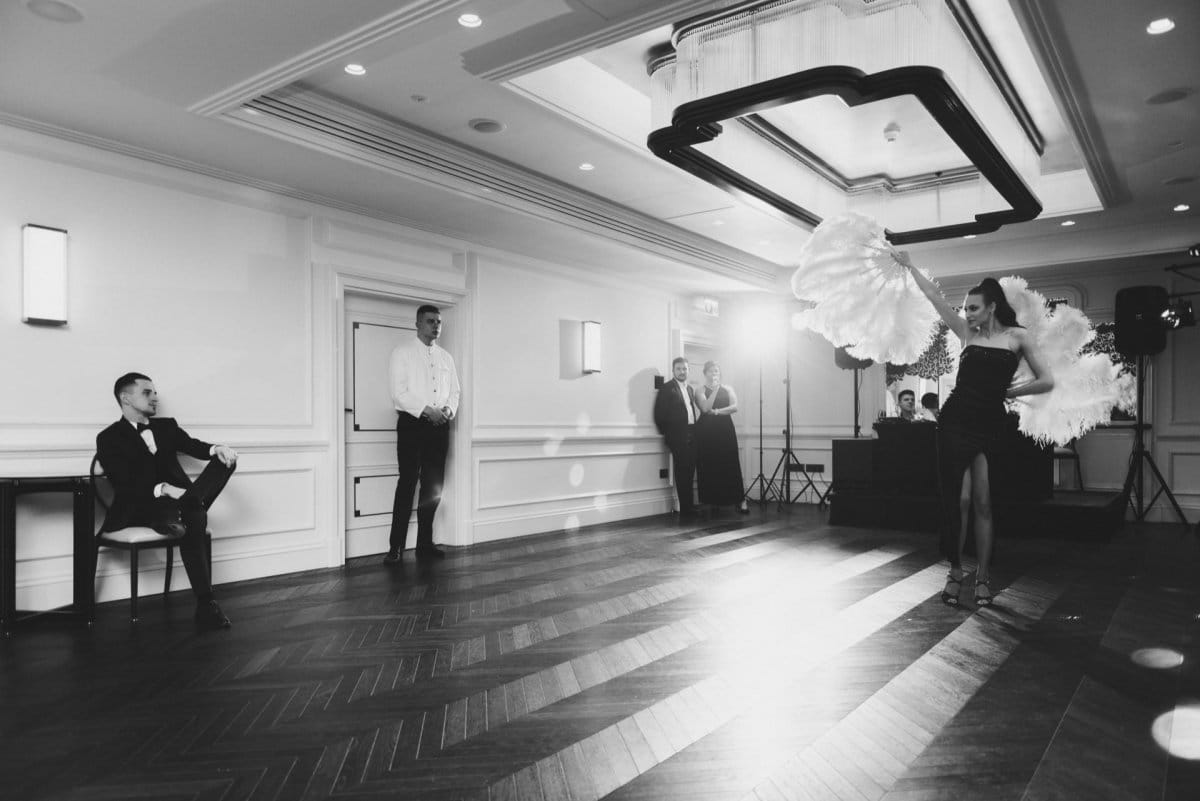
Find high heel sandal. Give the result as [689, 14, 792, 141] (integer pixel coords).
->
[940, 572, 963, 606]
[974, 578, 994, 607]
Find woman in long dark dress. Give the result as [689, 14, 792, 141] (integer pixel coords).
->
[900, 259, 1054, 606]
[695, 361, 750, 514]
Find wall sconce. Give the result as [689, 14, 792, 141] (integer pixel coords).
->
[582, 320, 601, 374]
[22, 224, 69, 325]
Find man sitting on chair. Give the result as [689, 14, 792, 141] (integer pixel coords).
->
[96, 372, 238, 630]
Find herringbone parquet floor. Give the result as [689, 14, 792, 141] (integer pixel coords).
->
[2, 507, 1198, 801]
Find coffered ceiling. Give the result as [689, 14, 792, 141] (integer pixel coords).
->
[1, 0, 1197, 293]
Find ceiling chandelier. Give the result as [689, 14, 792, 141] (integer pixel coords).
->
[647, 0, 1044, 244]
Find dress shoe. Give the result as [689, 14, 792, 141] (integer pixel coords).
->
[382, 551, 402, 565]
[415, 546, 446, 560]
[162, 521, 187, 538]
[737, 502, 750, 514]
[195, 600, 232, 630]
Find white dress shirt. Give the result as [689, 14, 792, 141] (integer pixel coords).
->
[390, 336, 462, 418]
[676, 379, 696, 425]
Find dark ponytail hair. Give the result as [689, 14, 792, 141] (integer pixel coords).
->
[966, 278, 1023, 328]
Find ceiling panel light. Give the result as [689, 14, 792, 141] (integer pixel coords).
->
[1147, 18, 1175, 35]
[963, 234, 977, 239]
[1175, 204, 1191, 212]
[1061, 220, 1076, 226]
[458, 13, 482, 28]
[578, 162, 595, 171]
[344, 64, 366, 76]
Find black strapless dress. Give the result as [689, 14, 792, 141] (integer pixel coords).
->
[696, 386, 746, 505]
[937, 345, 1020, 552]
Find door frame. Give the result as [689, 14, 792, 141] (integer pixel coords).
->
[326, 263, 471, 563]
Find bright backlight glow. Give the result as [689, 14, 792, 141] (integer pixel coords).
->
[1152, 704, 1200, 759]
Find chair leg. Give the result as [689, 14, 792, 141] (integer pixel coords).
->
[129, 547, 139, 623]
[164, 545, 174, 601]
[1075, 459, 1084, 491]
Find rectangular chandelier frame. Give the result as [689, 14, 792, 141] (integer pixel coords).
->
[647, 64, 1042, 244]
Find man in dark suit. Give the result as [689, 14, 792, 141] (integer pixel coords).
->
[96, 372, 238, 630]
[654, 357, 700, 516]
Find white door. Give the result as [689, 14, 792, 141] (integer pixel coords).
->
[345, 291, 467, 558]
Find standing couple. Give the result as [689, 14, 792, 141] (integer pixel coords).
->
[653, 357, 749, 517]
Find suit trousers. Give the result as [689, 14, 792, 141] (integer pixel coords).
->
[389, 414, 450, 553]
[150, 459, 235, 601]
[671, 426, 697, 513]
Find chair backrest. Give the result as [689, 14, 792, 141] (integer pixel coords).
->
[90, 453, 113, 513]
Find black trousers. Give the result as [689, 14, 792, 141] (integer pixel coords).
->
[389, 413, 450, 553]
[150, 459, 235, 601]
[670, 427, 697, 513]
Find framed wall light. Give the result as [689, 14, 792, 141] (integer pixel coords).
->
[582, 320, 602, 374]
[22, 224, 69, 325]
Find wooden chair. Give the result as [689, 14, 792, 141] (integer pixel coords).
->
[1052, 439, 1084, 491]
[90, 455, 211, 622]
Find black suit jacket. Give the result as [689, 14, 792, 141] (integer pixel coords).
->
[95, 417, 214, 532]
[653, 380, 699, 454]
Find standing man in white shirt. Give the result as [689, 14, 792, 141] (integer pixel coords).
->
[384, 304, 462, 564]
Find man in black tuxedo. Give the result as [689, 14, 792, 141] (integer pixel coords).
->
[96, 372, 238, 630]
[653, 357, 700, 516]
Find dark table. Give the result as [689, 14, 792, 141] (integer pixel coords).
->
[0, 475, 95, 635]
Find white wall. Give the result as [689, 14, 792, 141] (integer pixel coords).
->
[468, 254, 677, 541]
[0, 125, 686, 611]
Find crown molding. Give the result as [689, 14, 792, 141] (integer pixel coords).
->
[1009, 0, 1123, 207]
[188, 0, 468, 117]
[235, 89, 779, 285]
[0, 111, 446, 235]
[469, 0, 716, 82]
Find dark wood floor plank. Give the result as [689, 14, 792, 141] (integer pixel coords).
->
[3, 510, 1197, 801]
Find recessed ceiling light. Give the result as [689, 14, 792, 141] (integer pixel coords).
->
[1174, 203, 1191, 212]
[25, 0, 83, 22]
[1061, 220, 1076, 227]
[1147, 18, 1175, 35]
[458, 13, 482, 28]
[344, 64, 366, 76]
[578, 162, 595, 171]
[963, 234, 977, 239]
[468, 118, 505, 134]
[242, 107, 260, 116]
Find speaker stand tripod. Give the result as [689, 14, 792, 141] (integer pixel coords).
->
[1122, 354, 1187, 524]
[764, 342, 827, 507]
[743, 360, 776, 504]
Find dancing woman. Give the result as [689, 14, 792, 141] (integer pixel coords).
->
[898, 256, 1054, 606]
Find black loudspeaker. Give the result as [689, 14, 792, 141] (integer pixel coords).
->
[834, 346, 873, 370]
[1115, 286, 1168, 356]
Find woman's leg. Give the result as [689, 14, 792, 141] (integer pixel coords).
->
[942, 465, 973, 604]
[969, 452, 995, 603]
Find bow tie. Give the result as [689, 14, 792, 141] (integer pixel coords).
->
[136, 422, 151, 432]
